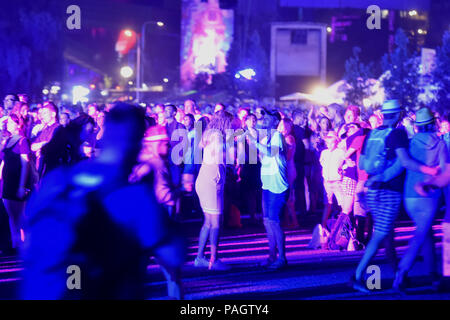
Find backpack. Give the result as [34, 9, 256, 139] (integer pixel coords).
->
[328, 213, 353, 251]
[359, 127, 393, 175]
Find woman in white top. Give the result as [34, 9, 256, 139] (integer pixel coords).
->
[247, 110, 289, 270]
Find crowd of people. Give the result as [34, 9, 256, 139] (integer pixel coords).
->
[0, 92, 449, 298]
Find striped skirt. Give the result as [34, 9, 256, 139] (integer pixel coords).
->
[365, 188, 402, 235]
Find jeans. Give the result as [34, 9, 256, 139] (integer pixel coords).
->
[400, 197, 438, 274]
[262, 189, 289, 223]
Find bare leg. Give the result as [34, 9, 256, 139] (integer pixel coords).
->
[197, 214, 211, 259]
[209, 214, 220, 264]
[341, 193, 355, 216]
[355, 231, 386, 281]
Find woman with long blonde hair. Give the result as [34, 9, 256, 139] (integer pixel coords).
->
[194, 110, 234, 270]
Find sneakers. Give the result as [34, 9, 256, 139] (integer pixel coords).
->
[195, 257, 230, 270]
[349, 275, 370, 293]
[392, 270, 408, 292]
[209, 259, 230, 271]
[267, 258, 287, 270]
[194, 256, 209, 268]
[260, 258, 276, 267]
[434, 277, 450, 293]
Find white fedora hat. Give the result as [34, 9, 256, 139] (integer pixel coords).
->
[381, 99, 403, 114]
[415, 107, 435, 126]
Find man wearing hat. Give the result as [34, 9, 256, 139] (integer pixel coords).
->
[392, 107, 448, 290]
[352, 100, 438, 292]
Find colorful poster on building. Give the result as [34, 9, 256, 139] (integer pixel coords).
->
[180, 0, 234, 90]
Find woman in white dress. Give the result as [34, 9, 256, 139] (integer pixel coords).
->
[194, 110, 234, 270]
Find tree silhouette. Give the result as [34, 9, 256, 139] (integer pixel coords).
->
[0, 0, 63, 100]
[343, 47, 374, 106]
[381, 29, 421, 111]
[215, 30, 272, 99]
[433, 31, 450, 114]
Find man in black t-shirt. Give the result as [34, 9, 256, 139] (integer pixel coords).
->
[164, 104, 186, 217]
[292, 110, 310, 214]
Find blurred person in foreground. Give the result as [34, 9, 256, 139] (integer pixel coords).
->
[129, 125, 185, 298]
[21, 103, 185, 299]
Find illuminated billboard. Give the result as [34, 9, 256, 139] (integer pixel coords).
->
[180, 0, 234, 90]
[279, 0, 430, 10]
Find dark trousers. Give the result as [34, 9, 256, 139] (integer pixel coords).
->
[262, 189, 289, 222]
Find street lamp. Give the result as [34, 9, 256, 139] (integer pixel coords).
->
[120, 66, 134, 101]
[120, 66, 133, 79]
[136, 20, 165, 102]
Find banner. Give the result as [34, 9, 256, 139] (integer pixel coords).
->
[180, 0, 234, 90]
